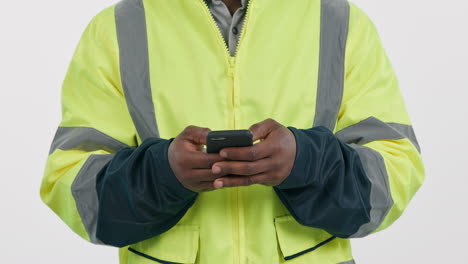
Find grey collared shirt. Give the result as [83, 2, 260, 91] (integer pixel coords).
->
[205, 0, 249, 56]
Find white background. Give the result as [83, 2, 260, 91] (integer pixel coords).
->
[1, 0, 467, 263]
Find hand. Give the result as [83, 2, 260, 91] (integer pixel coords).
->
[168, 125, 226, 192]
[211, 118, 296, 188]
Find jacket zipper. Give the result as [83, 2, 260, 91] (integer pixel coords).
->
[198, 1, 255, 263]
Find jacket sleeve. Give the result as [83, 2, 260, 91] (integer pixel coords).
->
[273, 2, 425, 238]
[40, 6, 197, 248]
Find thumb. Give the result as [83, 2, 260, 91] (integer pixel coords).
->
[249, 118, 281, 141]
[181, 126, 211, 145]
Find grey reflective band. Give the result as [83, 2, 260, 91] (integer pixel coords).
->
[115, 0, 160, 141]
[337, 260, 356, 264]
[335, 116, 421, 153]
[349, 144, 393, 238]
[388, 122, 421, 152]
[334, 116, 422, 237]
[313, 0, 350, 130]
[71, 154, 115, 244]
[49, 126, 129, 155]
[49, 127, 128, 243]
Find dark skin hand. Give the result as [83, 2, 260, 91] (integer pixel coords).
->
[168, 119, 297, 192]
[211, 119, 297, 189]
[168, 126, 227, 192]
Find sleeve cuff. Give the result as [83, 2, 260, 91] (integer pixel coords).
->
[151, 138, 198, 198]
[274, 127, 310, 189]
[275, 126, 338, 189]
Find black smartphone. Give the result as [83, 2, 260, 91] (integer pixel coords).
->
[206, 129, 253, 153]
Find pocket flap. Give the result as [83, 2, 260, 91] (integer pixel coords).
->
[274, 215, 335, 260]
[128, 224, 199, 264]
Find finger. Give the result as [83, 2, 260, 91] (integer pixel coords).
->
[249, 118, 282, 141]
[190, 169, 222, 181]
[193, 181, 217, 192]
[188, 152, 225, 169]
[181, 125, 211, 145]
[213, 173, 270, 188]
[219, 140, 271, 161]
[212, 158, 272, 177]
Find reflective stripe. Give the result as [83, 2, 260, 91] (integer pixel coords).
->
[115, 0, 159, 141]
[71, 154, 115, 244]
[348, 144, 393, 238]
[49, 126, 128, 243]
[336, 117, 409, 237]
[337, 260, 356, 264]
[49, 126, 128, 155]
[335, 117, 421, 153]
[388, 122, 421, 152]
[313, 0, 350, 130]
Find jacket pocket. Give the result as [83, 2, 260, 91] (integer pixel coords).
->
[274, 215, 336, 261]
[128, 224, 200, 264]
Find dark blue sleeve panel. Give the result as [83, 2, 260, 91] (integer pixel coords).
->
[273, 126, 372, 238]
[95, 137, 198, 247]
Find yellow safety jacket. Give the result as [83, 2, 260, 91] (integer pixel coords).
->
[40, 0, 425, 263]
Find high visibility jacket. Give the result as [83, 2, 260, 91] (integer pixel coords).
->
[40, 0, 425, 263]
